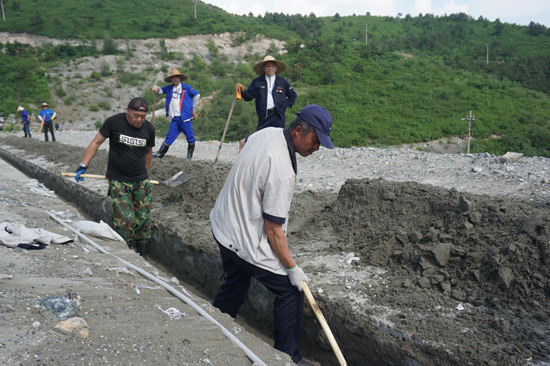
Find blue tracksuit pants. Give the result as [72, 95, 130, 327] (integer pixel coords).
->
[164, 116, 195, 145]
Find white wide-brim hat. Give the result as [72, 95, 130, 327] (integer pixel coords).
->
[253, 55, 286, 76]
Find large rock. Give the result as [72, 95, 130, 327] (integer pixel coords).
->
[54, 317, 89, 339]
[39, 296, 81, 321]
[499, 152, 523, 164]
[431, 243, 453, 266]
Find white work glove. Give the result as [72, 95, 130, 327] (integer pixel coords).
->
[286, 265, 308, 292]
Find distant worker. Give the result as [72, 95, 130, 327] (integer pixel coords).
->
[151, 68, 200, 160]
[38, 102, 56, 142]
[74, 97, 155, 257]
[17, 106, 31, 138]
[236, 55, 297, 131]
[210, 105, 333, 366]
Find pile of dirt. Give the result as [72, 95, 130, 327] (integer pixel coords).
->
[329, 178, 549, 309]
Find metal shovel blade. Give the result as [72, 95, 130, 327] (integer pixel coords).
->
[159, 171, 192, 187]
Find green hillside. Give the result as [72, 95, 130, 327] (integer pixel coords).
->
[1, 0, 549, 156]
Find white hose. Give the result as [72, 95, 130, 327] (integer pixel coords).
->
[47, 211, 267, 366]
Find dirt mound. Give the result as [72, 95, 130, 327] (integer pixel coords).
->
[325, 178, 550, 362]
[330, 178, 549, 304]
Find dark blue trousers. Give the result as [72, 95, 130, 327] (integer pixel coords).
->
[213, 237, 304, 363]
[257, 110, 285, 130]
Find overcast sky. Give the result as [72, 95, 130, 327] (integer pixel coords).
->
[202, 0, 550, 27]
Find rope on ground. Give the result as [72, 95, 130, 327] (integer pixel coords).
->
[47, 211, 268, 366]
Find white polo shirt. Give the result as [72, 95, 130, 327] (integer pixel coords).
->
[210, 127, 297, 275]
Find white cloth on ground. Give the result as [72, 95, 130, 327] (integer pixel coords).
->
[0, 222, 73, 248]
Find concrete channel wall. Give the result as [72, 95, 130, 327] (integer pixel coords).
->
[0, 148, 446, 366]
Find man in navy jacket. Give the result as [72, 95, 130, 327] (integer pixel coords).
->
[237, 55, 297, 131]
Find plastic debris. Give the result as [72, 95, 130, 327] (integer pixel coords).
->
[105, 267, 135, 276]
[156, 305, 186, 320]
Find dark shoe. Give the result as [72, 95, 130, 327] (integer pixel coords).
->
[187, 143, 195, 160]
[153, 143, 169, 158]
[127, 240, 136, 251]
[296, 358, 320, 366]
[136, 239, 148, 258]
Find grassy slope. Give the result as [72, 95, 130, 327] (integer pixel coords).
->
[1, 0, 549, 155]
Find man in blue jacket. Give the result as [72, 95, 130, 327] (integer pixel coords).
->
[38, 102, 56, 142]
[236, 55, 297, 131]
[18, 106, 31, 138]
[151, 68, 200, 159]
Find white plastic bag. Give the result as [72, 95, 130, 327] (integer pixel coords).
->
[74, 220, 124, 242]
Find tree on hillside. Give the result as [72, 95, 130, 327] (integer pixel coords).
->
[528, 21, 547, 36]
[29, 11, 44, 30]
[494, 18, 504, 35]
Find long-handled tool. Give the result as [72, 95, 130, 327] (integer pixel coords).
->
[151, 92, 157, 125]
[302, 281, 348, 366]
[36, 121, 44, 141]
[61, 171, 192, 187]
[213, 85, 242, 166]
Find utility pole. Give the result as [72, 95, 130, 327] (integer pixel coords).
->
[365, 24, 368, 45]
[462, 111, 475, 154]
[194, 0, 197, 19]
[1, 0, 5, 22]
[486, 43, 489, 64]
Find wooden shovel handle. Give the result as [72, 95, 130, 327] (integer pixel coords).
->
[61, 172, 159, 185]
[302, 281, 347, 366]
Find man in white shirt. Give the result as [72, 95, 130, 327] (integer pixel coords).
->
[210, 105, 333, 366]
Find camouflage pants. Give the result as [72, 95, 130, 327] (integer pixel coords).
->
[108, 179, 152, 242]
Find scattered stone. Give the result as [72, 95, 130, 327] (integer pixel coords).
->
[408, 231, 422, 243]
[54, 317, 89, 339]
[39, 296, 81, 321]
[417, 277, 431, 288]
[498, 267, 514, 289]
[440, 282, 451, 295]
[499, 152, 523, 164]
[458, 196, 471, 212]
[468, 211, 482, 225]
[490, 317, 510, 334]
[431, 243, 453, 266]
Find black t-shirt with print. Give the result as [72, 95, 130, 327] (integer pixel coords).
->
[99, 113, 155, 182]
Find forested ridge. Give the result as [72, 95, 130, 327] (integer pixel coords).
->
[1, 0, 549, 156]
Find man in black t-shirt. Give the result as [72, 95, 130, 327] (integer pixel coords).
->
[74, 97, 156, 257]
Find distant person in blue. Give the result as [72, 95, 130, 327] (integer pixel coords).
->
[17, 106, 31, 138]
[38, 102, 56, 142]
[151, 68, 200, 159]
[236, 55, 297, 131]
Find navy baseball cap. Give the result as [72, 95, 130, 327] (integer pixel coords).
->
[296, 105, 334, 149]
